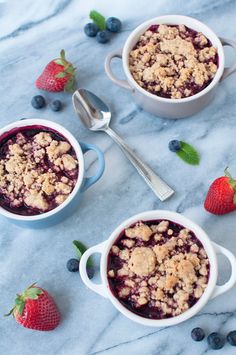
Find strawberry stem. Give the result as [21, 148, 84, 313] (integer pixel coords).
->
[224, 167, 231, 179]
[4, 307, 15, 317]
[225, 167, 236, 186]
[60, 49, 66, 61]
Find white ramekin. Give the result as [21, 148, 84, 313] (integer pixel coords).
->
[0, 119, 105, 228]
[80, 210, 236, 327]
[105, 15, 236, 118]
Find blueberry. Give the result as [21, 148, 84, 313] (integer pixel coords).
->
[207, 332, 225, 350]
[87, 265, 94, 279]
[31, 95, 46, 109]
[106, 17, 122, 33]
[50, 100, 62, 112]
[96, 30, 110, 43]
[84, 23, 99, 37]
[67, 258, 80, 272]
[227, 330, 236, 346]
[191, 327, 205, 342]
[168, 139, 182, 152]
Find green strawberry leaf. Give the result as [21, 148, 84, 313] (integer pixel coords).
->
[224, 167, 236, 204]
[55, 72, 67, 78]
[89, 10, 106, 30]
[4, 283, 42, 318]
[24, 288, 42, 299]
[54, 59, 64, 66]
[225, 167, 236, 187]
[73, 240, 93, 267]
[64, 76, 76, 92]
[65, 66, 76, 75]
[15, 301, 25, 316]
[176, 141, 200, 165]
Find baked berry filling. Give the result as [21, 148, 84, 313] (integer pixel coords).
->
[129, 24, 218, 99]
[0, 125, 78, 216]
[107, 219, 210, 320]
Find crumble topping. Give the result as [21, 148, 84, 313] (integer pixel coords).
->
[129, 24, 218, 99]
[0, 128, 78, 215]
[108, 220, 209, 319]
[128, 247, 156, 277]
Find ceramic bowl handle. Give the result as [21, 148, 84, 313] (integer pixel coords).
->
[220, 37, 236, 81]
[80, 142, 105, 192]
[79, 241, 108, 298]
[105, 48, 133, 92]
[211, 241, 236, 299]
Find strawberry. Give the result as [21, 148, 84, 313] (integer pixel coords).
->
[204, 168, 236, 215]
[36, 49, 76, 92]
[6, 283, 60, 331]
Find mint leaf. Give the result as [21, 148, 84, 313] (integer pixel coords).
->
[73, 240, 93, 267]
[89, 10, 106, 30]
[176, 141, 200, 165]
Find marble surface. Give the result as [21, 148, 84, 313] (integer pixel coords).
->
[1, 0, 236, 354]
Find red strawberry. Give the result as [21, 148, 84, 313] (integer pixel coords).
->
[6, 283, 60, 331]
[204, 168, 236, 215]
[36, 49, 76, 92]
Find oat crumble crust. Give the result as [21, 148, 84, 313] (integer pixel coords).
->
[0, 130, 78, 214]
[129, 24, 218, 99]
[108, 220, 209, 319]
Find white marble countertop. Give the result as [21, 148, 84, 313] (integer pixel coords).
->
[1, 0, 236, 354]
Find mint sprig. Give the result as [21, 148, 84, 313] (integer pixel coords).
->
[73, 240, 93, 267]
[176, 141, 200, 165]
[89, 10, 106, 30]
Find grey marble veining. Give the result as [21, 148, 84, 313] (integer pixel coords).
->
[1, 0, 236, 354]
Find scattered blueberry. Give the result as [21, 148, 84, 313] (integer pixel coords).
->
[168, 139, 182, 152]
[87, 265, 94, 279]
[106, 17, 122, 33]
[191, 327, 205, 342]
[227, 330, 236, 346]
[207, 332, 225, 350]
[84, 23, 99, 37]
[31, 95, 46, 109]
[67, 258, 80, 272]
[96, 30, 110, 43]
[50, 100, 62, 112]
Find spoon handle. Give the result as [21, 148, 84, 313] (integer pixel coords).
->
[106, 127, 174, 201]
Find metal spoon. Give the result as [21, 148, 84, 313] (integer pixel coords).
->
[72, 89, 174, 201]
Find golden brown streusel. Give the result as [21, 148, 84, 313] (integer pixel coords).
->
[129, 24, 218, 99]
[0, 129, 78, 214]
[108, 219, 210, 319]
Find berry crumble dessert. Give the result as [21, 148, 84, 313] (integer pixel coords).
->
[0, 125, 78, 215]
[129, 24, 218, 99]
[107, 219, 209, 319]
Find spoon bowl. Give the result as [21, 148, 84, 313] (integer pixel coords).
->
[72, 89, 174, 201]
[72, 89, 111, 131]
